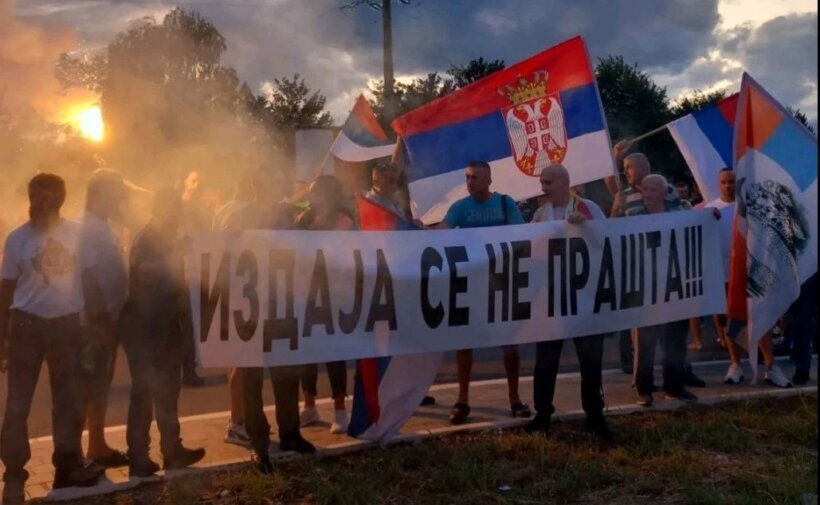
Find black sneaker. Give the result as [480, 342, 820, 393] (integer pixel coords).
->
[585, 415, 612, 441]
[279, 434, 316, 454]
[53, 463, 101, 488]
[793, 370, 811, 385]
[683, 365, 706, 388]
[664, 387, 698, 401]
[163, 447, 206, 470]
[523, 414, 551, 435]
[420, 395, 436, 406]
[129, 459, 160, 478]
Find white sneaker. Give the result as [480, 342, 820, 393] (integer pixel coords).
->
[764, 365, 793, 388]
[223, 421, 251, 448]
[330, 410, 349, 434]
[299, 406, 320, 427]
[724, 363, 744, 384]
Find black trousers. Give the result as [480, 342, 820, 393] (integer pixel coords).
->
[1, 311, 84, 483]
[243, 366, 302, 456]
[633, 320, 688, 394]
[300, 361, 347, 398]
[123, 335, 183, 463]
[533, 333, 607, 418]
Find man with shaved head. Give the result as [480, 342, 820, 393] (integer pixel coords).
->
[439, 160, 530, 425]
[525, 165, 611, 440]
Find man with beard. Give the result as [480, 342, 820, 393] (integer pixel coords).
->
[1, 174, 102, 504]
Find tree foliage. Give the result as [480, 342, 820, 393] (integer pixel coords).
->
[786, 106, 815, 133]
[669, 89, 727, 119]
[368, 72, 454, 127]
[368, 57, 505, 129]
[54, 8, 331, 185]
[263, 74, 332, 129]
[447, 57, 505, 89]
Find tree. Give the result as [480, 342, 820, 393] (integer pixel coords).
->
[263, 74, 332, 129]
[368, 72, 455, 128]
[786, 106, 815, 134]
[595, 55, 689, 183]
[447, 57, 505, 88]
[669, 89, 727, 119]
[54, 8, 329, 188]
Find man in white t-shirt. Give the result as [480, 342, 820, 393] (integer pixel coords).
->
[0, 174, 102, 503]
[75, 169, 130, 469]
[524, 165, 611, 440]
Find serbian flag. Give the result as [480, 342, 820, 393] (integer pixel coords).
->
[348, 195, 443, 444]
[668, 94, 739, 202]
[392, 36, 614, 225]
[331, 95, 396, 162]
[727, 73, 817, 375]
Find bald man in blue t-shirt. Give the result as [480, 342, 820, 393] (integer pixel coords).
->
[437, 160, 531, 425]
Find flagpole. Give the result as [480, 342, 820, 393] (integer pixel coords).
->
[628, 124, 668, 144]
[314, 129, 341, 178]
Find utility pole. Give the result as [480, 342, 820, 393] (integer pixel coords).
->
[382, 0, 395, 123]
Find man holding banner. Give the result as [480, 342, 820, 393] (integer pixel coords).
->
[525, 164, 611, 440]
[438, 160, 531, 425]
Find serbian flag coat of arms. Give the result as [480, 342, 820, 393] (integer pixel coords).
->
[332, 94, 396, 162]
[392, 36, 614, 224]
[727, 73, 817, 374]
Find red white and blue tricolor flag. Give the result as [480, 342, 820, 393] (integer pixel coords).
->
[392, 36, 615, 224]
[727, 73, 817, 374]
[332, 95, 396, 162]
[668, 94, 739, 202]
[348, 195, 443, 443]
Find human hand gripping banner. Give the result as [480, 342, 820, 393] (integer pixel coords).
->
[187, 210, 726, 368]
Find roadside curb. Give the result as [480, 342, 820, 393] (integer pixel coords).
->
[43, 384, 816, 502]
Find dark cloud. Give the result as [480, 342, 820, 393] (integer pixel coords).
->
[17, 1, 814, 124]
[729, 13, 817, 117]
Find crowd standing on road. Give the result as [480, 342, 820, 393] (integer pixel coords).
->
[0, 141, 816, 503]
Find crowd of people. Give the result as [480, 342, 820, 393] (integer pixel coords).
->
[0, 140, 815, 503]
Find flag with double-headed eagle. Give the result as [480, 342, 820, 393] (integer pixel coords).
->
[391, 36, 615, 224]
[727, 73, 817, 376]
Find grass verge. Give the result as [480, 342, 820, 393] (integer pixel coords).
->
[50, 395, 817, 505]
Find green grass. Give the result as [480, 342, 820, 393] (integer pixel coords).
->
[52, 395, 817, 505]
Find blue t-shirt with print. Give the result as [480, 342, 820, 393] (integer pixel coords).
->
[443, 193, 524, 228]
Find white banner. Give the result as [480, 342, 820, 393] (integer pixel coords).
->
[188, 210, 726, 367]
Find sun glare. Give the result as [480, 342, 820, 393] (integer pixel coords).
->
[67, 105, 105, 142]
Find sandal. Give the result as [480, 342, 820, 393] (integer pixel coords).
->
[448, 402, 470, 425]
[510, 401, 532, 418]
[92, 449, 129, 468]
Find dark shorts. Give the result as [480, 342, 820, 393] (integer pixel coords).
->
[75, 324, 119, 405]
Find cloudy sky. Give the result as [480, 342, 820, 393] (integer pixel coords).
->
[15, 0, 819, 126]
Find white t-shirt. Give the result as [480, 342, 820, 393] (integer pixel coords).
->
[705, 198, 736, 281]
[531, 197, 605, 223]
[1, 220, 84, 319]
[78, 212, 128, 320]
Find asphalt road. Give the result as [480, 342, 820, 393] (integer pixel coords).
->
[1, 329, 734, 438]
